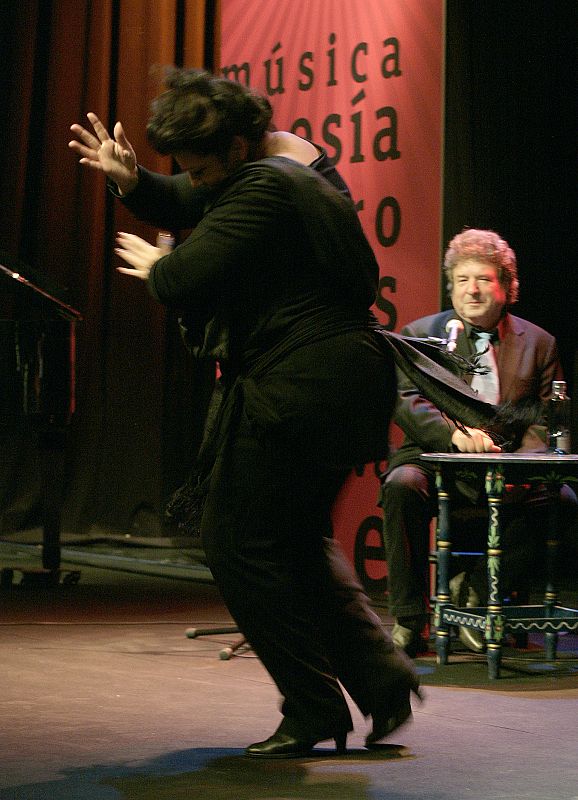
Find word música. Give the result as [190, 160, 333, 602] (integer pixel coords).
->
[222, 34, 401, 93]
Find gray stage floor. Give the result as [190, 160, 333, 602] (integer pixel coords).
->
[1, 542, 577, 800]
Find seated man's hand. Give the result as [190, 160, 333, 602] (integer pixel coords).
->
[451, 426, 502, 453]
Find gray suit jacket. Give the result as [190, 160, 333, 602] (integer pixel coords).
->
[388, 309, 562, 470]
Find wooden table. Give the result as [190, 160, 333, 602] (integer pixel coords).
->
[421, 452, 578, 678]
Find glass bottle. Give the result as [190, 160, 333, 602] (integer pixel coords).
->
[547, 380, 572, 453]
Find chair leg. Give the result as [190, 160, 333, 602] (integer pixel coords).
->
[507, 590, 529, 648]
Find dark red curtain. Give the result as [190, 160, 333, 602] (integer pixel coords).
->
[0, 0, 213, 536]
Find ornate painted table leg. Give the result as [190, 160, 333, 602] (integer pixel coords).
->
[485, 465, 505, 680]
[434, 465, 451, 665]
[421, 452, 578, 679]
[544, 490, 560, 660]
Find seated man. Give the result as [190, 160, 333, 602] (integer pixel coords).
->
[380, 228, 576, 656]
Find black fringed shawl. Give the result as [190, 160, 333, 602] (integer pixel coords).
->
[376, 329, 545, 451]
[166, 328, 545, 534]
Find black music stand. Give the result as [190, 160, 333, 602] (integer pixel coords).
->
[0, 260, 82, 587]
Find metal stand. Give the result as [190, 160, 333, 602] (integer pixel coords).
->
[1, 259, 82, 586]
[185, 625, 251, 660]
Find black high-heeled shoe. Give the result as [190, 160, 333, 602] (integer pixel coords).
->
[245, 729, 348, 758]
[365, 685, 424, 748]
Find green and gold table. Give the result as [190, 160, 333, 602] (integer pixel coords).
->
[421, 452, 578, 679]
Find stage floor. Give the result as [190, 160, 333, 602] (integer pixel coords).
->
[1, 541, 577, 800]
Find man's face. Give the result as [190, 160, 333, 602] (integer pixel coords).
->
[450, 259, 507, 330]
[176, 138, 248, 190]
[176, 151, 232, 189]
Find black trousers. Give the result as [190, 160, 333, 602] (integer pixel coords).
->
[381, 463, 578, 621]
[200, 413, 415, 739]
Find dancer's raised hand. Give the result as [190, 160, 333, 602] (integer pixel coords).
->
[69, 112, 139, 195]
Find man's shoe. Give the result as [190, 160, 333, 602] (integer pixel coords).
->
[457, 622, 486, 653]
[449, 572, 486, 653]
[392, 622, 428, 658]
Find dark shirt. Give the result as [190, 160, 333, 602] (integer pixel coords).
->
[119, 151, 393, 468]
[143, 156, 379, 374]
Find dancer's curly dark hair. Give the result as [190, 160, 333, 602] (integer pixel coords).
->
[146, 68, 273, 158]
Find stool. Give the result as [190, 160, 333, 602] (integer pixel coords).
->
[422, 452, 578, 679]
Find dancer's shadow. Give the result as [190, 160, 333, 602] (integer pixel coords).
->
[2, 744, 416, 800]
[104, 745, 414, 800]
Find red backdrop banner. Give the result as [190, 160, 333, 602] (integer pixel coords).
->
[219, 0, 445, 593]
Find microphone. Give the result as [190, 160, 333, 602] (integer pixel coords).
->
[445, 318, 464, 352]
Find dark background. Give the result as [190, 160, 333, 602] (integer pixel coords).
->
[0, 0, 576, 537]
